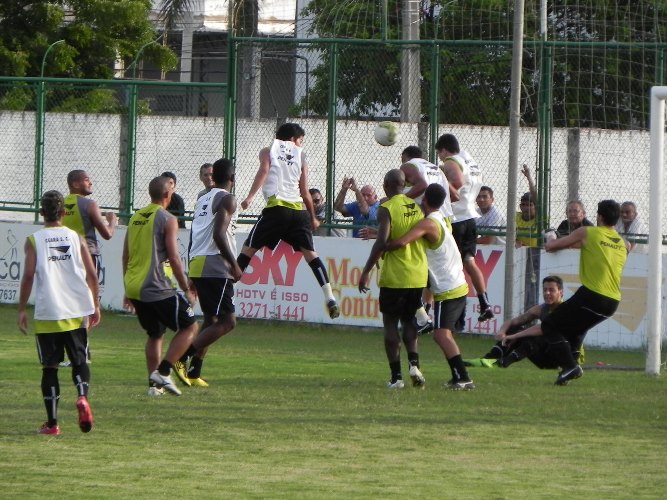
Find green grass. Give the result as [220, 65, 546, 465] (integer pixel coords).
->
[1, 304, 666, 498]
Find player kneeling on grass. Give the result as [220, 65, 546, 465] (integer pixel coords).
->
[384, 183, 475, 390]
[466, 275, 583, 369]
[496, 200, 628, 386]
[18, 190, 100, 435]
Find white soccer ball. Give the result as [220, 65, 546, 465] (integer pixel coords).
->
[374, 121, 399, 147]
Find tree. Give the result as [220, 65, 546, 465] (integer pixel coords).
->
[0, 0, 176, 79]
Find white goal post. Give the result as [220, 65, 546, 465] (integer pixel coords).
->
[647, 86, 666, 376]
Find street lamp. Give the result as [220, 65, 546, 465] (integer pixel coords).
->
[34, 39, 65, 222]
[128, 36, 163, 80]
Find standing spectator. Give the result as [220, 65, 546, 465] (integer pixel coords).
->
[499, 200, 628, 385]
[309, 187, 346, 237]
[516, 165, 540, 310]
[476, 185, 506, 245]
[197, 163, 214, 200]
[358, 169, 428, 389]
[161, 171, 186, 229]
[384, 184, 475, 390]
[333, 177, 380, 238]
[556, 200, 593, 237]
[237, 122, 340, 319]
[18, 190, 100, 435]
[123, 176, 199, 396]
[174, 159, 242, 388]
[616, 201, 648, 252]
[436, 133, 493, 323]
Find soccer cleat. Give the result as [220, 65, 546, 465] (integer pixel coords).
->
[445, 379, 476, 391]
[188, 377, 209, 388]
[147, 386, 165, 396]
[555, 365, 583, 386]
[413, 318, 434, 336]
[39, 422, 62, 435]
[172, 361, 192, 387]
[149, 370, 182, 396]
[478, 306, 495, 322]
[498, 352, 520, 368]
[327, 300, 340, 319]
[387, 379, 405, 389]
[409, 365, 426, 387]
[76, 396, 94, 433]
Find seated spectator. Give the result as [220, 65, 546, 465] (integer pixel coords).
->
[476, 185, 506, 245]
[309, 188, 346, 237]
[556, 200, 593, 237]
[616, 201, 648, 252]
[161, 171, 186, 228]
[333, 177, 380, 238]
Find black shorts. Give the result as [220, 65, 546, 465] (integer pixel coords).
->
[432, 295, 467, 331]
[36, 328, 88, 366]
[379, 287, 423, 319]
[541, 286, 619, 343]
[130, 294, 197, 339]
[244, 205, 314, 252]
[191, 277, 235, 317]
[451, 219, 478, 260]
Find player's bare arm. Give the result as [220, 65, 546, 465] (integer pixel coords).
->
[384, 218, 437, 251]
[164, 217, 195, 305]
[400, 163, 428, 199]
[17, 238, 36, 334]
[241, 147, 271, 210]
[496, 305, 541, 337]
[299, 158, 319, 230]
[87, 200, 117, 240]
[213, 194, 243, 282]
[359, 207, 390, 293]
[80, 239, 100, 328]
[545, 225, 587, 252]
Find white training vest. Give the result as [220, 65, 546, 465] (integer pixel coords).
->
[32, 226, 95, 320]
[403, 157, 454, 219]
[262, 139, 304, 203]
[190, 188, 237, 258]
[447, 150, 483, 222]
[426, 211, 467, 295]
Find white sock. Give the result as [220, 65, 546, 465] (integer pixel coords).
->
[415, 306, 430, 325]
[322, 283, 335, 302]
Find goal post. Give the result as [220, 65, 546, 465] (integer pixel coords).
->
[646, 86, 666, 376]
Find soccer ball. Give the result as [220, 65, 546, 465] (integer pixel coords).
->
[374, 121, 399, 147]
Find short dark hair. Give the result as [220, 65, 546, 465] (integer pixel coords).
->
[423, 183, 446, 210]
[308, 188, 322, 196]
[520, 192, 535, 204]
[434, 133, 460, 154]
[597, 199, 621, 226]
[401, 145, 422, 160]
[161, 171, 177, 183]
[212, 158, 234, 185]
[66, 169, 86, 187]
[479, 185, 494, 197]
[542, 275, 564, 290]
[41, 190, 65, 222]
[199, 163, 213, 174]
[149, 176, 170, 202]
[276, 123, 305, 141]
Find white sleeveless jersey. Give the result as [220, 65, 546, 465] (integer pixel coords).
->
[426, 211, 467, 295]
[32, 226, 95, 320]
[403, 157, 454, 219]
[447, 150, 483, 222]
[189, 188, 237, 278]
[262, 139, 304, 203]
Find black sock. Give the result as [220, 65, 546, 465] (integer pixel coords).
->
[72, 362, 91, 398]
[158, 360, 172, 376]
[389, 361, 402, 382]
[308, 257, 329, 287]
[237, 253, 251, 272]
[187, 356, 204, 378]
[447, 355, 470, 381]
[484, 344, 504, 359]
[407, 351, 420, 368]
[478, 292, 490, 310]
[180, 345, 197, 363]
[41, 367, 60, 426]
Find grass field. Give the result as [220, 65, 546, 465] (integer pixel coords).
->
[1, 303, 666, 499]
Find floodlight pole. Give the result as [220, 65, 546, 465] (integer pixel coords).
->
[646, 86, 666, 376]
[34, 39, 65, 222]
